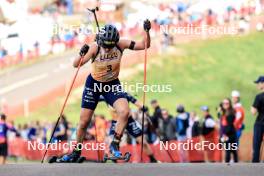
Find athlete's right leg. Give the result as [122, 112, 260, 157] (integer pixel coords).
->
[76, 108, 94, 144]
[59, 74, 99, 162]
[76, 74, 100, 145]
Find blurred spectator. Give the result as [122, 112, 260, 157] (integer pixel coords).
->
[161, 32, 174, 50]
[175, 105, 189, 141]
[251, 76, 264, 162]
[256, 22, 264, 32]
[175, 104, 189, 162]
[85, 119, 96, 141]
[200, 106, 217, 163]
[150, 99, 162, 132]
[0, 46, 7, 59]
[53, 114, 68, 142]
[231, 90, 245, 146]
[158, 109, 176, 141]
[187, 111, 200, 138]
[20, 123, 29, 140]
[27, 121, 37, 141]
[54, 0, 73, 15]
[0, 113, 19, 165]
[220, 98, 238, 163]
[67, 122, 76, 141]
[238, 16, 250, 33]
[201, 106, 216, 136]
[36, 121, 47, 144]
[205, 9, 217, 26]
[88, 114, 107, 143]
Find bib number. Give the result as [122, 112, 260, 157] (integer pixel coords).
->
[107, 65, 112, 72]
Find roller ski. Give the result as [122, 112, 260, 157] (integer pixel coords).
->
[103, 141, 131, 163]
[48, 149, 86, 163]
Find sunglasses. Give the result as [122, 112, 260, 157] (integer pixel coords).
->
[102, 41, 115, 49]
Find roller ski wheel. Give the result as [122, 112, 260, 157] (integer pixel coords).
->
[77, 156, 86, 163]
[103, 152, 131, 163]
[48, 155, 86, 163]
[103, 153, 108, 163]
[124, 152, 131, 162]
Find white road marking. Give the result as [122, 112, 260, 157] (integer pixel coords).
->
[0, 73, 48, 95]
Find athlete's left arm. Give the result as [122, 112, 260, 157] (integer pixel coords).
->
[119, 33, 150, 51]
[118, 19, 151, 51]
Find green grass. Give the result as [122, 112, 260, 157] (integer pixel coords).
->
[15, 32, 264, 132]
[130, 32, 264, 132]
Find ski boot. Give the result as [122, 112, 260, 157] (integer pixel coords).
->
[49, 149, 85, 163]
[103, 140, 131, 163]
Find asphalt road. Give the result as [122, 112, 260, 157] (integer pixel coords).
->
[0, 48, 143, 108]
[1, 163, 264, 176]
[0, 50, 90, 107]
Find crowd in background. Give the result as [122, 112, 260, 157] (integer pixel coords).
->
[1, 0, 264, 68]
[0, 0, 83, 68]
[0, 90, 246, 163]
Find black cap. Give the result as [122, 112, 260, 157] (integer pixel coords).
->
[176, 104, 185, 113]
[0, 113, 6, 120]
[254, 76, 264, 84]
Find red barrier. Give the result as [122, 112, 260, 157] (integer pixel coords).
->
[152, 143, 175, 162]
[203, 130, 222, 162]
[8, 135, 224, 162]
[8, 138, 26, 157]
[188, 137, 205, 162]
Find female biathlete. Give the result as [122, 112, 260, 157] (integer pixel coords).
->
[59, 20, 151, 162]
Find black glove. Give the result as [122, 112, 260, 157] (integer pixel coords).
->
[79, 44, 89, 57]
[143, 19, 151, 32]
[141, 106, 149, 113]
